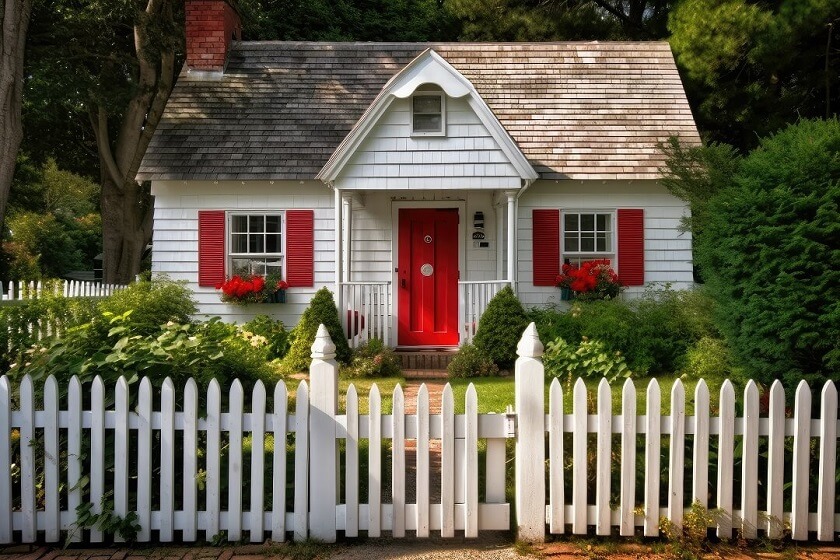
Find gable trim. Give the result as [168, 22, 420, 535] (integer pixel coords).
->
[316, 49, 539, 184]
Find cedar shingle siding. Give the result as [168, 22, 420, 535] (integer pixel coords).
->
[137, 42, 699, 182]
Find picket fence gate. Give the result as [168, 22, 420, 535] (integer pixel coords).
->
[0, 323, 838, 545]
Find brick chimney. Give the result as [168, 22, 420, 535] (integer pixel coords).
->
[185, 0, 241, 73]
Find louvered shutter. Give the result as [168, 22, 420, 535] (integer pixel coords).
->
[617, 208, 644, 286]
[532, 209, 560, 286]
[198, 210, 226, 287]
[286, 210, 314, 287]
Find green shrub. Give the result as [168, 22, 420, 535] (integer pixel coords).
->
[243, 314, 290, 359]
[95, 278, 196, 337]
[696, 118, 840, 388]
[543, 336, 631, 383]
[342, 338, 401, 378]
[528, 287, 720, 376]
[447, 344, 499, 378]
[472, 286, 529, 369]
[0, 291, 97, 370]
[281, 287, 351, 373]
[9, 313, 275, 396]
[682, 336, 735, 380]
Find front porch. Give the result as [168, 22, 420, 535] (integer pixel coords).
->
[332, 189, 520, 349]
[338, 278, 511, 348]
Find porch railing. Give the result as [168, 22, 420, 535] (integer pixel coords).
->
[458, 280, 511, 345]
[340, 281, 391, 348]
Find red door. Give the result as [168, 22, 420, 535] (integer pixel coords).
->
[397, 208, 459, 346]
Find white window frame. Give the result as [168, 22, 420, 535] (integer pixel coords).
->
[227, 211, 285, 278]
[562, 210, 615, 266]
[411, 92, 446, 136]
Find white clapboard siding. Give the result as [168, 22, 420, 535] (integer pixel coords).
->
[1, 326, 839, 546]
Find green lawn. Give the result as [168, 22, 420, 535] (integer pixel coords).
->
[449, 374, 728, 415]
[289, 373, 728, 416]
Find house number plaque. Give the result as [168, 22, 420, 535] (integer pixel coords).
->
[420, 264, 434, 276]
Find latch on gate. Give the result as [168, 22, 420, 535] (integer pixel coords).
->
[504, 404, 516, 437]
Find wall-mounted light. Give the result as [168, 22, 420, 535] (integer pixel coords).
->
[473, 211, 485, 230]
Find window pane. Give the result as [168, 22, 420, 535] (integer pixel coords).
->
[564, 235, 579, 252]
[266, 215, 281, 233]
[266, 233, 282, 253]
[581, 234, 595, 252]
[232, 215, 248, 233]
[249, 215, 264, 233]
[414, 114, 441, 132]
[596, 214, 609, 231]
[581, 214, 595, 231]
[232, 258, 254, 275]
[565, 214, 578, 232]
[265, 261, 283, 277]
[249, 234, 264, 254]
[596, 234, 607, 252]
[231, 233, 248, 253]
[413, 96, 441, 113]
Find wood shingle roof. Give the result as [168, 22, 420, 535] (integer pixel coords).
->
[137, 41, 700, 182]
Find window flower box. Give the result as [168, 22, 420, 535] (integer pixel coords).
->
[218, 275, 289, 304]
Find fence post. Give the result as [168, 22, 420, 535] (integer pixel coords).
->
[514, 322, 546, 542]
[309, 324, 338, 542]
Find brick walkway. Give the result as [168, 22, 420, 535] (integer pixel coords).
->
[402, 378, 448, 504]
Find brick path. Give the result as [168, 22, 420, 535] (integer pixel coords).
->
[402, 377, 448, 504]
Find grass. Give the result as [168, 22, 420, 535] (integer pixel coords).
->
[448, 373, 728, 415]
[288, 372, 729, 416]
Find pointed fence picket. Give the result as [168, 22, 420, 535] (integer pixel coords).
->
[0, 325, 838, 545]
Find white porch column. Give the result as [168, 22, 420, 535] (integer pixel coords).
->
[334, 188, 343, 314]
[495, 198, 505, 279]
[342, 193, 353, 281]
[505, 190, 518, 292]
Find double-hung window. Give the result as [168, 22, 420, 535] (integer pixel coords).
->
[229, 213, 283, 277]
[412, 92, 445, 136]
[563, 211, 614, 265]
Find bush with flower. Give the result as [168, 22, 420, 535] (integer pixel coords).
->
[555, 260, 622, 301]
[217, 273, 290, 304]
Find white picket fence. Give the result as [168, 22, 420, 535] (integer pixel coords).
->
[0, 323, 838, 544]
[1, 279, 123, 302]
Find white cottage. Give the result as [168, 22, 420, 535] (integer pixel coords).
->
[137, 0, 700, 348]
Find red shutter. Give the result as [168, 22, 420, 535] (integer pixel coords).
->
[532, 209, 560, 286]
[617, 209, 644, 286]
[198, 211, 226, 287]
[286, 210, 314, 287]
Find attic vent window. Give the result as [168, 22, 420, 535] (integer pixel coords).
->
[412, 93, 445, 136]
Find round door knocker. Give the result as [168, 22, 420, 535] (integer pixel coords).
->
[420, 263, 434, 277]
[424, 235, 432, 244]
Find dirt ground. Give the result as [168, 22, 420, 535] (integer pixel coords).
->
[1, 536, 838, 560]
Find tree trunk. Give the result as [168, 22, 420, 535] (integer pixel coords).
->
[0, 0, 33, 230]
[100, 173, 153, 283]
[95, 0, 176, 285]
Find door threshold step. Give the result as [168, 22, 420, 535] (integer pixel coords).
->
[395, 350, 458, 371]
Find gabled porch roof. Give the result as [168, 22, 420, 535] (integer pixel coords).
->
[316, 49, 539, 185]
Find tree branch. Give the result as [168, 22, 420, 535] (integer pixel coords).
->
[93, 107, 125, 189]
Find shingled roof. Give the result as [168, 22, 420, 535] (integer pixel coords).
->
[137, 41, 699, 182]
